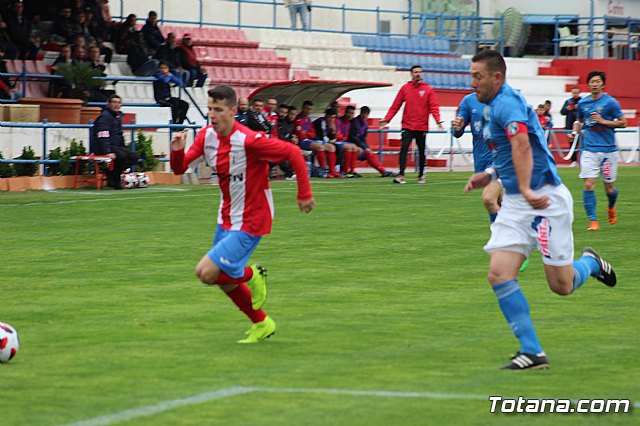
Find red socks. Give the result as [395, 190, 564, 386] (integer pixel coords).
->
[214, 267, 253, 286]
[316, 150, 327, 168]
[350, 150, 359, 173]
[365, 150, 385, 173]
[326, 151, 338, 174]
[224, 283, 266, 323]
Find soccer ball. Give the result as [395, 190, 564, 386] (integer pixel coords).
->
[121, 172, 139, 189]
[136, 173, 150, 188]
[0, 322, 19, 363]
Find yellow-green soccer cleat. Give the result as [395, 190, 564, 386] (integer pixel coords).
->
[519, 258, 529, 272]
[237, 316, 276, 344]
[246, 264, 267, 310]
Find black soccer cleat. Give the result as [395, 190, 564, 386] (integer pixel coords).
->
[581, 247, 617, 287]
[500, 351, 550, 370]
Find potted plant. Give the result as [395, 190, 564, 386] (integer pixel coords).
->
[10, 146, 41, 191]
[0, 151, 14, 191]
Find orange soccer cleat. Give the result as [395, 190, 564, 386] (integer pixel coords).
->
[587, 221, 600, 231]
[607, 207, 617, 225]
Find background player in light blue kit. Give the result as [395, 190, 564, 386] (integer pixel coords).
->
[464, 50, 617, 370]
[568, 71, 627, 231]
[452, 93, 501, 224]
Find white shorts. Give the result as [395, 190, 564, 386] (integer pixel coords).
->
[579, 151, 618, 182]
[484, 184, 574, 266]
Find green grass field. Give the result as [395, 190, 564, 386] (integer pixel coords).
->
[1, 168, 638, 425]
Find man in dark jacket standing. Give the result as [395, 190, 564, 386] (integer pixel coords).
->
[92, 95, 139, 189]
[380, 65, 444, 184]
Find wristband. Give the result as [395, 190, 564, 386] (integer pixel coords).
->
[570, 131, 577, 136]
[484, 167, 498, 182]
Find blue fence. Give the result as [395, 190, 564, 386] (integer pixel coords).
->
[0, 121, 200, 176]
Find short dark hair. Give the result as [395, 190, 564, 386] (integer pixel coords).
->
[345, 105, 356, 112]
[108, 94, 122, 103]
[302, 100, 313, 108]
[252, 98, 263, 104]
[208, 84, 237, 107]
[471, 49, 507, 76]
[360, 106, 371, 114]
[537, 104, 545, 109]
[410, 65, 422, 72]
[325, 108, 337, 116]
[278, 104, 289, 110]
[288, 105, 297, 111]
[587, 70, 606, 85]
[544, 100, 551, 105]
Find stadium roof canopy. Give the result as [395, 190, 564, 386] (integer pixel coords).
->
[249, 80, 392, 113]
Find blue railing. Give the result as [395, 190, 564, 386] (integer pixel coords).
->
[0, 121, 199, 175]
[114, 0, 503, 42]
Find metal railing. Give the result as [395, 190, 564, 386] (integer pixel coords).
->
[553, 16, 640, 60]
[0, 121, 199, 176]
[114, 0, 505, 42]
[370, 127, 640, 171]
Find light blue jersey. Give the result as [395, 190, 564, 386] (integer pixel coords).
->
[482, 83, 562, 195]
[454, 93, 494, 172]
[576, 93, 623, 153]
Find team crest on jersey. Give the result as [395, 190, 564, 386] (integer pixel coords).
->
[473, 120, 482, 133]
[532, 216, 552, 259]
[419, 90, 425, 97]
[507, 122, 520, 136]
[483, 105, 491, 121]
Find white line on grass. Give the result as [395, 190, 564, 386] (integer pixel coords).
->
[60, 386, 638, 426]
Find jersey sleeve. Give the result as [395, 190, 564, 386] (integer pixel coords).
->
[170, 127, 206, 175]
[247, 134, 313, 200]
[453, 97, 470, 138]
[608, 97, 624, 120]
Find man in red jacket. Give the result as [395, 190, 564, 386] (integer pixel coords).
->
[380, 65, 444, 184]
[177, 33, 207, 87]
[170, 84, 315, 344]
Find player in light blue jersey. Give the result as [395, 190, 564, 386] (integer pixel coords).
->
[464, 50, 617, 370]
[568, 71, 627, 231]
[452, 93, 502, 223]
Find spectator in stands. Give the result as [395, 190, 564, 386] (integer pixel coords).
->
[115, 13, 137, 54]
[313, 107, 343, 178]
[71, 43, 86, 63]
[0, 14, 17, 59]
[561, 87, 582, 167]
[127, 31, 158, 77]
[335, 105, 363, 177]
[5, 0, 38, 59]
[67, 9, 92, 45]
[0, 45, 12, 99]
[95, 0, 117, 42]
[51, 7, 74, 43]
[380, 65, 444, 184]
[294, 100, 334, 177]
[544, 99, 552, 120]
[92, 94, 139, 189]
[264, 98, 279, 127]
[83, 7, 113, 63]
[536, 104, 553, 131]
[246, 98, 273, 136]
[51, 44, 73, 97]
[87, 45, 115, 102]
[348, 106, 397, 178]
[153, 32, 189, 86]
[275, 103, 297, 180]
[284, 0, 310, 31]
[234, 97, 250, 125]
[153, 61, 189, 124]
[177, 33, 207, 87]
[287, 105, 298, 123]
[141, 10, 164, 56]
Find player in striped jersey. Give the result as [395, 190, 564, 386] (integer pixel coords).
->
[170, 85, 315, 344]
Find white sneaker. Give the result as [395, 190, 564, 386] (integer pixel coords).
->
[570, 161, 578, 168]
[285, 174, 296, 181]
[393, 176, 406, 184]
[417, 176, 426, 184]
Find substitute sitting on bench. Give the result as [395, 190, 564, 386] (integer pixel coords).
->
[92, 94, 139, 189]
